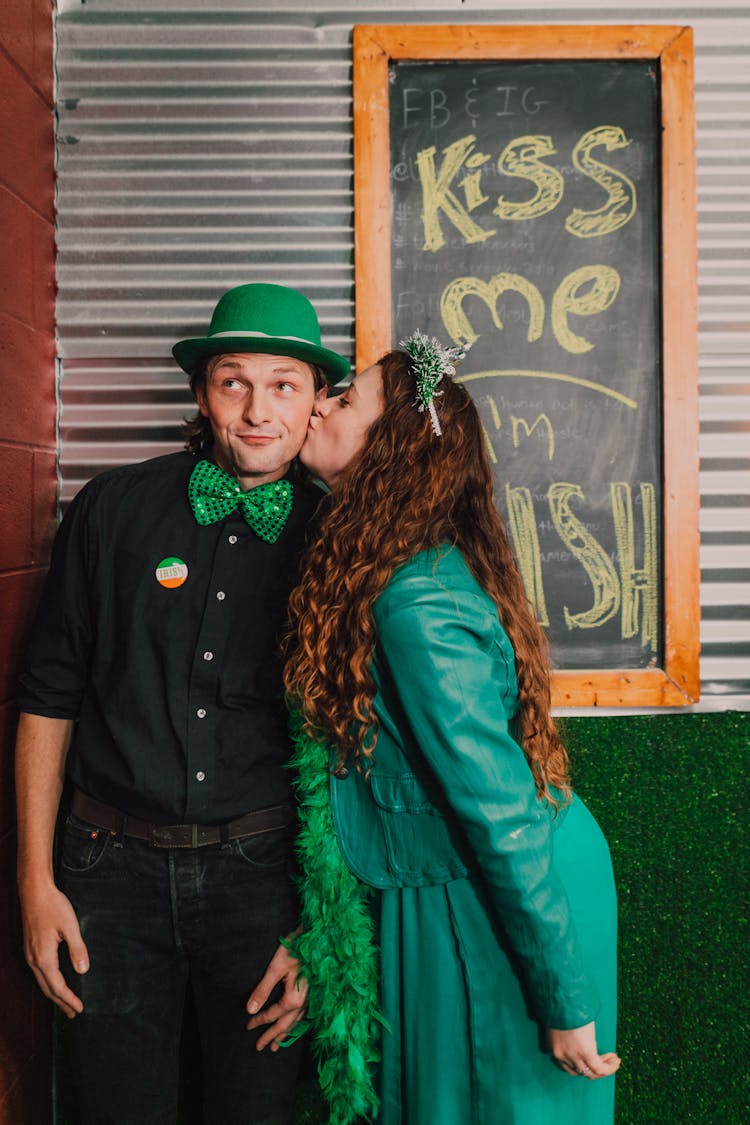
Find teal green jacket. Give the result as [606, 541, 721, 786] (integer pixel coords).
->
[329, 546, 600, 1030]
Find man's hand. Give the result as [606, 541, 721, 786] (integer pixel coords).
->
[21, 881, 89, 1019]
[246, 940, 308, 1052]
[546, 1020, 621, 1079]
[16, 713, 81, 1017]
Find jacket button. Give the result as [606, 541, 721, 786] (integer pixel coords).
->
[333, 766, 349, 780]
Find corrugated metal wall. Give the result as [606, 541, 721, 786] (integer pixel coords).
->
[54, 0, 750, 706]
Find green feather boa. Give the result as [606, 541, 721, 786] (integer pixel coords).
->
[286, 710, 384, 1125]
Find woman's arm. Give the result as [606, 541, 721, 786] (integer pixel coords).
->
[375, 566, 598, 1030]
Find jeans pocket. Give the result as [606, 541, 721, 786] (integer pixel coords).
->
[60, 815, 112, 874]
[233, 824, 295, 872]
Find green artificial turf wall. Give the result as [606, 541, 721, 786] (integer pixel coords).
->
[561, 711, 748, 1125]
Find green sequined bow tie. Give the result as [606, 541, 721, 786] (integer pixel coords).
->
[188, 460, 293, 544]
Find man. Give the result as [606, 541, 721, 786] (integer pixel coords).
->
[15, 283, 350, 1124]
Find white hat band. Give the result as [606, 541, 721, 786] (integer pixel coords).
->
[209, 330, 318, 347]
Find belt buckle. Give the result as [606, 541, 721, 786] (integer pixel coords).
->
[150, 822, 201, 847]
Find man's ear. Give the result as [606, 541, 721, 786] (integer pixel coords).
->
[313, 384, 329, 408]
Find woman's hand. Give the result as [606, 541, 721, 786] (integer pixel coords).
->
[546, 1021, 621, 1079]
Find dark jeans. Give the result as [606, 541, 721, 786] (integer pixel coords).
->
[58, 813, 303, 1125]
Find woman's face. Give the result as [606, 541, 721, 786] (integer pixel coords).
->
[300, 363, 383, 489]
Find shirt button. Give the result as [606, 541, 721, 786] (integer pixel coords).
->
[333, 766, 349, 780]
[203, 651, 213, 662]
[196, 708, 206, 719]
[196, 771, 206, 782]
[216, 591, 226, 601]
[228, 534, 238, 544]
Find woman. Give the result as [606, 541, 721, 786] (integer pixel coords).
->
[284, 336, 619, 1125]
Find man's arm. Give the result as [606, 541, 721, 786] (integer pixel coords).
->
[15, 712, 89, 1018]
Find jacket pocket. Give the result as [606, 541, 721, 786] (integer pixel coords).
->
[370, 771, 443, 816]
[367, 771, 468, 885]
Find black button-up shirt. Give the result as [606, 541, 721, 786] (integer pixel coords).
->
[17, 451, 321, 824]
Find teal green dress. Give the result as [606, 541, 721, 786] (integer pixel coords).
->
[374, 796, 616, 1124]
[294, 547, 617, 1125]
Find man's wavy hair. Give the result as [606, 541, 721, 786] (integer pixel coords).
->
[181, 354, 328, 454]
[284, 349, 571, 805]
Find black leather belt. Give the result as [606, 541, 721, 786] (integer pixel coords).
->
[70, 788, 296, 849]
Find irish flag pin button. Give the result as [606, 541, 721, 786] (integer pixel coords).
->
[155, 557, 189, 589]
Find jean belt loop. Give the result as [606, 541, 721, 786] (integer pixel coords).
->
[114, 811, 126, 847]
[219, 821, 231, 849]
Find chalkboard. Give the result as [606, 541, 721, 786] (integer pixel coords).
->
[354, 26, 699, 706]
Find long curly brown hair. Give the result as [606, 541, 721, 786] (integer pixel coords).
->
[284, 349, 571, 804]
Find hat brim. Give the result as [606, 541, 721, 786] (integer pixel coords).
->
[172, 334, 350, 385]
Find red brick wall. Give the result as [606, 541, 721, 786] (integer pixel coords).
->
[0, 0, 56, 1120]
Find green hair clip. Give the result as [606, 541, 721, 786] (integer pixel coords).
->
[400, 329, 469, 437]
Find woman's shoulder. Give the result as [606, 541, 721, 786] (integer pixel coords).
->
[389, 544, 483, 590]
[389, 543, 471, 578]
[375, 546, 497, 632]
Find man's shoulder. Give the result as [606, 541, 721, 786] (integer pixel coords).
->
[77, 451, 196, 504]
[291, 473, 325, 517]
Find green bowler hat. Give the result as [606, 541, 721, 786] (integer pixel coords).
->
[172, 282, 350, 385]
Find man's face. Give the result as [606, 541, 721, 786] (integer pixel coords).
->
[196, 352, 326, 487]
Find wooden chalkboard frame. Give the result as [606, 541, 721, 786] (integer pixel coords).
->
[353, 24, 699, 707]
